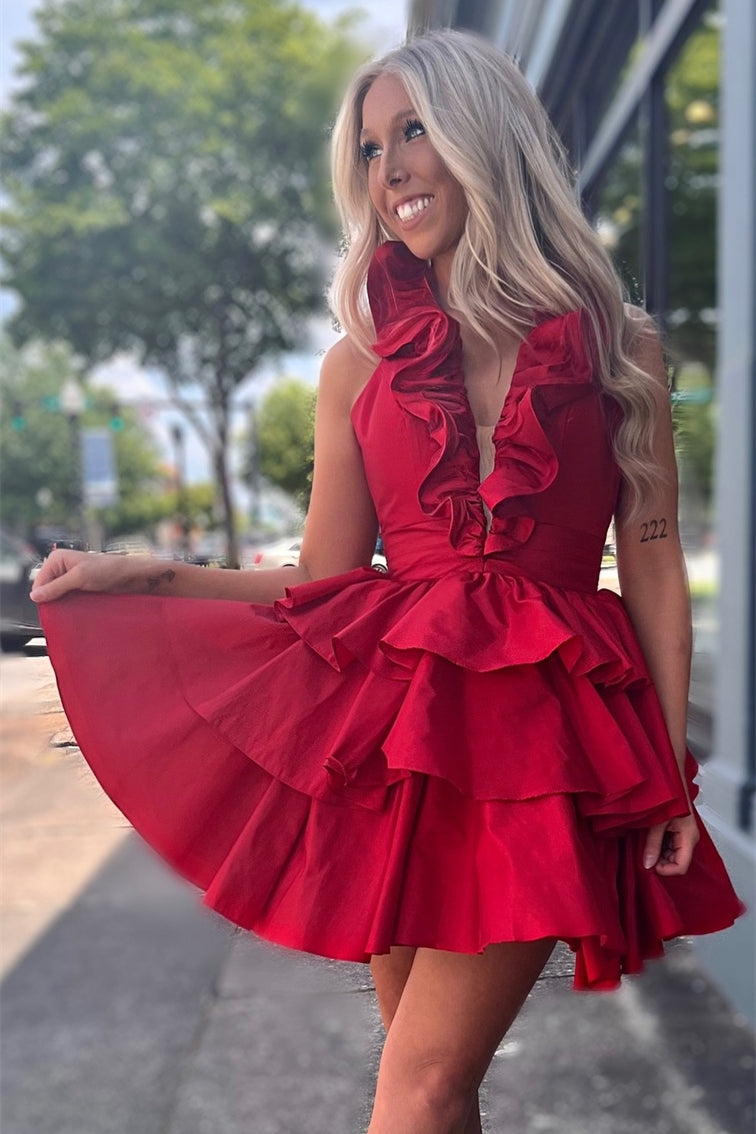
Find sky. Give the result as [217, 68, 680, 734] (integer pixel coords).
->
[1, 0, 409, 495]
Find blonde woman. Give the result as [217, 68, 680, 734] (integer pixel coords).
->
[33, 29, 742, 1134]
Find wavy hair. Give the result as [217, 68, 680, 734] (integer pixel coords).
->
[329, 28, 664, 515]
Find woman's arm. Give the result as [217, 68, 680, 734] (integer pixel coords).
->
[31, 337, 379, 605]
[614, 314, 699, 875]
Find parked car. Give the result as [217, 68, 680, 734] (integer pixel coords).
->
[600, 541, 617, 569]
[187, 530, 228, 567]
[104, 535, 155, 556]
[249, 538, 302, 570]
[29, 525, 87, 557]
[372, 535, 388, 573]
[0, 528, 43, 651]
[250, 537, 388, 573]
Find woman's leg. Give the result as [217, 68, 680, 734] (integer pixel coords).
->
[371, 947, 483, 1134]
[370, 946, 417, 1030]
[367, 939, 555, 1134]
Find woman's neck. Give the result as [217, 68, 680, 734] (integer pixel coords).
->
[430, 252, 454, 309]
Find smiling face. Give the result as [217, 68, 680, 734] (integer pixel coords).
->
[360, 72, 467, 289]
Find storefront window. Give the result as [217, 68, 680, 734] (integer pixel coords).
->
[590, 116, 644, 304]
[590, 3, 722, 757]
[584, 29, 643, 145]
[664, 2, 721, 757]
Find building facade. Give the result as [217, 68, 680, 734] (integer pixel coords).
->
[410, 0, 755, 1022]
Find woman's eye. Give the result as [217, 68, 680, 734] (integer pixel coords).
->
[360, 141, 381, 162]
[404, 118, 425, 141]
[360, 119, 424, 163]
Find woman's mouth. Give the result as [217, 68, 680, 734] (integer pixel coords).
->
[394, 196, 434, 225]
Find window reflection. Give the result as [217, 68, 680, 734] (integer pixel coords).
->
[591, 117, 644, 304]
[665, 3, 721, 758]
[589, 3, 722, 758]
[585, 29, 643, 145]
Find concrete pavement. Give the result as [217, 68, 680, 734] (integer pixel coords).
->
[3, 830, 753, 1134]
[1, 651, 754, 1133]
[2, 834, 752, 1134]
[0, 646, 128, 977]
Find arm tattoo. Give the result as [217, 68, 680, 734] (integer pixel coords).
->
[639, 517, 668, 543]
[146, 569, 176, 593]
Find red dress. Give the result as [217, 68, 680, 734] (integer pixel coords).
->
[41, 242, 743, 990]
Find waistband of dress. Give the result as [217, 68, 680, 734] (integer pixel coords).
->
[483, 524, 605, 594]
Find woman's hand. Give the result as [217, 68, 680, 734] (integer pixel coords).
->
[643, 809, 700, 876]
[30, 549, 163, 603]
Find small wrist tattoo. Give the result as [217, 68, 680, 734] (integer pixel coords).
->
[639, 517, 668, 543]
[146, 569, 176, 593]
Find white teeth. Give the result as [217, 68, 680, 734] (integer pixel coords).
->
[395, 196, 432, 221]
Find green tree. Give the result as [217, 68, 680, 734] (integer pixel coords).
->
[1, 0, 363, 566]
[0, 336, 163, 536]
[247, 378, 316, 511]
[98, 480, 218, 543]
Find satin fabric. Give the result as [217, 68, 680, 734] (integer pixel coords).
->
[41, 241, 743, 990]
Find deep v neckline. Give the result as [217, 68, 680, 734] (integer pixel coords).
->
[357, 242, 597, 558]
[463, 340, 528, 433]
[420, 265, 534, 434]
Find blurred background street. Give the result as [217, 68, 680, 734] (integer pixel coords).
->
[1, 644, 753, 1134]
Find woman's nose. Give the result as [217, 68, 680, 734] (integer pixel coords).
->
[380, 151, 408, 188]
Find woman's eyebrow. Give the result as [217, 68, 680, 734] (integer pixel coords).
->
[359, 108, 418, 139]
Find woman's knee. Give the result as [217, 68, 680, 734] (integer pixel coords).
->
[382, 1045, 481, 1118]
[405, 1054, 480, 1127]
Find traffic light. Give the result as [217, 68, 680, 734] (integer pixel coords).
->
[10, 401, 26, 431]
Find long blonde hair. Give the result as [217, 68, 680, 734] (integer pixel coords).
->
[330, 28, 662, 514]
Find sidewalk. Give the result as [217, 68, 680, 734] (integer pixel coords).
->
[1, 832, 753, 1134]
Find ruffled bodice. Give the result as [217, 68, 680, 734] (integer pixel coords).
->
[352, 241, 620, 590]
[40, 240, 744, 993]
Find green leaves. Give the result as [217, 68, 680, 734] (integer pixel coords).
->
[0, 337, 161, 534]
[1, 0, 367, 559]
[249, 378, 316, 506]
[2, 0, 365, 374]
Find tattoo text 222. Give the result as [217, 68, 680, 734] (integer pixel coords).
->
[639, 518, 668, 543]
[146, 569, 176, 594]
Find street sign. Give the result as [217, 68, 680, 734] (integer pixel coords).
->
[81, 427, 119, 507]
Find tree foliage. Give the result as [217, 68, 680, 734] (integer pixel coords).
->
[248, 377, 316, 509]
[97, 480, 218, 541]
[1, 0, 364, 564]
[0, 336, 162, 536]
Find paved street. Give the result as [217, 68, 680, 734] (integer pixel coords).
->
[1, 648, 754, 1133]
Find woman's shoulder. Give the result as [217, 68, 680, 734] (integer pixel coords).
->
[320, 335, 381, 412]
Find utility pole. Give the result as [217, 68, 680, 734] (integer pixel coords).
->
[170, 423, 191, 557]
[59, 378, 87, 543]
[248, 399, 262, 529]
